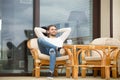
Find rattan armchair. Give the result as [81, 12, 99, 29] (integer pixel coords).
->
[27, 38, 73, 78]
[88, 38, 120, 78]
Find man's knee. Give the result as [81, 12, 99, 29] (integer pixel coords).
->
[49, 48, 56, 55]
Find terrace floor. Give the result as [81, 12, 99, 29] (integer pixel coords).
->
[0, 76, 120, 80]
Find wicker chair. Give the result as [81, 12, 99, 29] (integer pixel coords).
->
[87, 38, 120, 78]
[27, 38, 73, 78]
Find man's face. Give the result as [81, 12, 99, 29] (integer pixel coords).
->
[48, 26, 57, 37]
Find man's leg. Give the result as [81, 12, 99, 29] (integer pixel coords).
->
[37, 38, 57, 50]
[49, 48, 56, 73]
[37, 38, 58, 78]
[38, 38, 62, 56]
[37, 38, 58, 56]
[45, 48, 56, 79]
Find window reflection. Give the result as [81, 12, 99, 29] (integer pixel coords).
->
[40, 0, 93, 45]
[0, 0, 33, 73]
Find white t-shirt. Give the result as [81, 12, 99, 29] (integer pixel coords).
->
[34, 27, 71, 47]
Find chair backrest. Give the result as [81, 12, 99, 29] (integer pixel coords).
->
[91, 38, 120, 46]
[90, 38, 107, 45]
[90, 38, 120, 57]
[27, 38, 39, 49]
[105, 38, 120, 47]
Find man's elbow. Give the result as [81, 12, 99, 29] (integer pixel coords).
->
[67, 28, 71, 32]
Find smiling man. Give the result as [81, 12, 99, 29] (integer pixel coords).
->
[34, 25, 71, 79]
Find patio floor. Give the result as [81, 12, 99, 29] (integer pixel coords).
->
[0, 76, 120, 80]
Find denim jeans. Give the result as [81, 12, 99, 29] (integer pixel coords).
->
[37, 38, 61, 73]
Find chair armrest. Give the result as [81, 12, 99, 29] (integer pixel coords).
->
[27, 39, 40, 60]
[27, 40, 31, 49]
[59, 48, 65, 55]
[111, 49, 120, 61]
[30, 49, 39, 60]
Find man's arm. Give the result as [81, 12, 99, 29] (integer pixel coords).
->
[34, 27, 47, 38]
[57, 28, 71, 42]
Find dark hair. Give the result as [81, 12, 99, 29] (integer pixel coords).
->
[41, 26, 48, 36]
[47, 25, 57, 30]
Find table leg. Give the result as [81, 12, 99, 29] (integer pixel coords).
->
[105, 66, 110, 80]
[101, 67, 105, 78]
[72, 66, 78, 79]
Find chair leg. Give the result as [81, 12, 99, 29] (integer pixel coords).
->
[101, 67, 105, 78]
[81, 67, 86, 78]
[112, 67, 117, 78]
[35, 68, 40, 77]
[66, 67, 71, 78]
[35, 67, 40, 77]
[105, 66, 110, 80]
[54, 68, 58, 77]
[72, 66, 78, 79]
[32, 69, 35, 76]
[93, 67, 98, 77]
[35, 62, 40, 78]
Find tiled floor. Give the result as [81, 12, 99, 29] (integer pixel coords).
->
[0, 76, 120, 80]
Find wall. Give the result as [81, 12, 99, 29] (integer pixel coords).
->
[101, 0, 110, 37]
[113, 0, 120, 40]
[101, 0, 120, 39]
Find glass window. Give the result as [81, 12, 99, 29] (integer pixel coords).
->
[40, 0, 93, 74]
[0, 0, 33, 73]
[40, 0, 93, 44]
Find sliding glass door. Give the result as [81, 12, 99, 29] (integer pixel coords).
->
[0, 0, 33, 73]
[0, 0, 100, 75]
[40, 0, 93, 74]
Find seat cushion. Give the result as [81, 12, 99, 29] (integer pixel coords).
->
[30, 38, 39, 49]
[37, 50, 69, 61]
[85, 56, 101, 60]
[90, 38, 108, 45]
[56, 55, 69, 61]
[90, 37, 120, 47]
[105, 38, 120, 47]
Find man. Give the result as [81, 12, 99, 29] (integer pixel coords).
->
[34, 25, 71, 79]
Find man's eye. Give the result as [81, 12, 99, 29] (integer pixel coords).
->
[52, 29, 56, 30]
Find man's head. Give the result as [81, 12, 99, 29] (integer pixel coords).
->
[47, 25, 57, 38]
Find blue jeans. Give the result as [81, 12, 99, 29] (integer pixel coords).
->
[37, 38, 61, 73]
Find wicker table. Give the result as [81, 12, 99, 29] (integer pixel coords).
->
[64, 44, 119, 80]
